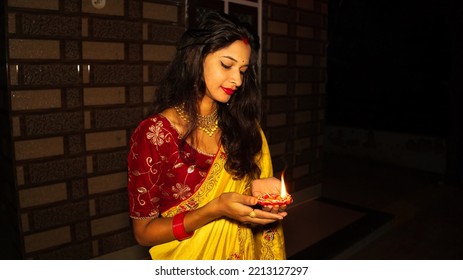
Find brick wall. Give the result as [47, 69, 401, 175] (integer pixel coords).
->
[3, 0, 185, 259]
[263, 0, 327, 194]
[1, 0, 327, 259]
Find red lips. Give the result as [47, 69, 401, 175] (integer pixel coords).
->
[221, 86, 235, 95]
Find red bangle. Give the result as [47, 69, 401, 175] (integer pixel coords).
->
[172, 211, 193, 241]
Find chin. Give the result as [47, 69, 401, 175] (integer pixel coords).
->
[215, 95, 232, 104]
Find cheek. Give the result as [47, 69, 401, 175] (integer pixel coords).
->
[203, 71, 212, 88]
[204, 69, 221, 87]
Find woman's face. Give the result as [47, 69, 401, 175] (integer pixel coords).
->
[202, 40, 251, 105]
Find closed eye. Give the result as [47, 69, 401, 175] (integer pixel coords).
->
[221, 61, 232, 69]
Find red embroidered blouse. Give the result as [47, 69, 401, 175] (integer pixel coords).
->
[127, 114, 215, 219]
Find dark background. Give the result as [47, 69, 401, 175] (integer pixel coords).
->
[326, 0, 452, 136]
[326, 0, 462, 184]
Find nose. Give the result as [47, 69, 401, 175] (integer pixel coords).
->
[231, 70, 243, 88]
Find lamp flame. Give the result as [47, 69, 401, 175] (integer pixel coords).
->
[280, 171, 287, 198]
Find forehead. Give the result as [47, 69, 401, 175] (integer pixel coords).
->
[210, 40, 251, 64]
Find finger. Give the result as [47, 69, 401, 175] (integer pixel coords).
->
[260, 205, 283, 214]
[278, 212, 288, 218]
[252, 209, 284, 220]
[261, 205, 272, 212]
[240, 195, 258, 206]
[245, 208, 287, 225]
[270, 205, 280, 214]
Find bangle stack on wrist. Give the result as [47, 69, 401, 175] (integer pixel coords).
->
[172, 211, 194, 240]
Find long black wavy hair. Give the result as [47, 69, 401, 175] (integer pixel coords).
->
[149, 11, 263, 180]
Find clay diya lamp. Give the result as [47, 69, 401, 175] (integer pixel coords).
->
[257, 172, 293, 206]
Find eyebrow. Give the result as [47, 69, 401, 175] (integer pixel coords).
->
[220, 55, 249, 66]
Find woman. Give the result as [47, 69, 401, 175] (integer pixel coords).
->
[127, 11, 288, 260]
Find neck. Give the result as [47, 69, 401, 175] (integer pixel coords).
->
[199, 100, 217, 116]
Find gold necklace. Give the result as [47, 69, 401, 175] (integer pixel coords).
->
[174, 105, 219, 137]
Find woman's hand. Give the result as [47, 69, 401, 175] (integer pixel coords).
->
[251, 177, 288, 214]
[213, 192, 285, 225]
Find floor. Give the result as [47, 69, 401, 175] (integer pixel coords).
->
[318, 152, 463, 259]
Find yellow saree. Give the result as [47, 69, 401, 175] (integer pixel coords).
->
[149, 132, 286, 260]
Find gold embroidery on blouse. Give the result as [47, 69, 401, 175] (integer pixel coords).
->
[162, 150, 223, 217]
